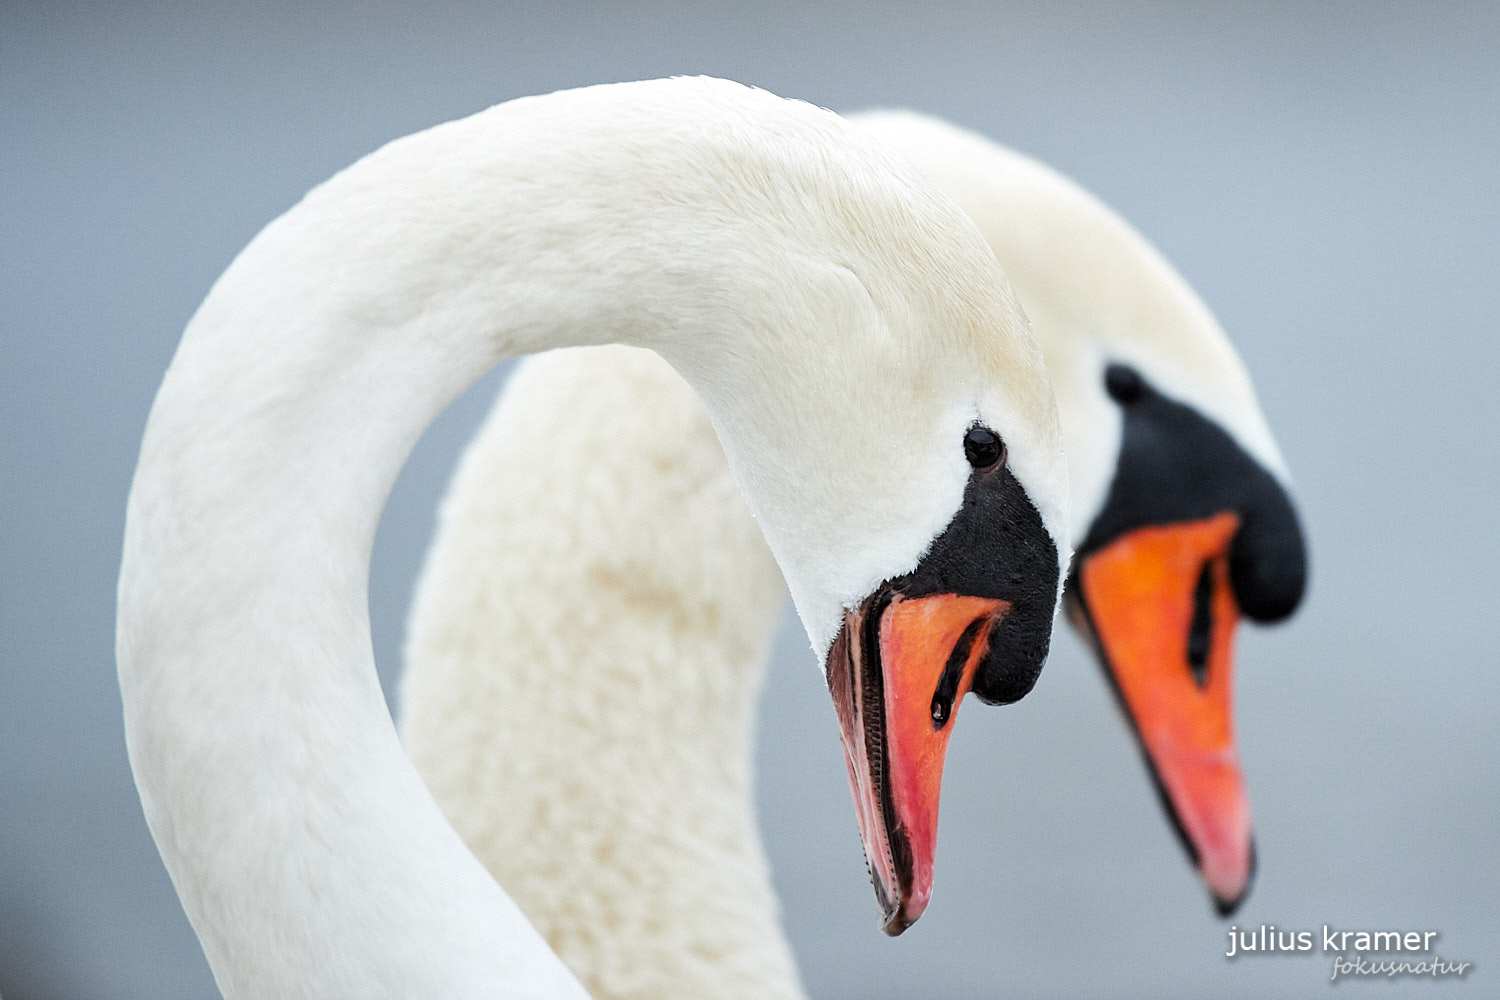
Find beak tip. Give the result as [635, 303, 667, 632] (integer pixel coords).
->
[1212, 889, 1247, 918]
[879, 903, 919, 937]
[1207, 836, 1257, 918]
[873, 876, 928, 936]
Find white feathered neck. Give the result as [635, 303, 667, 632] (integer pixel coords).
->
[116, 78, 1063, 998]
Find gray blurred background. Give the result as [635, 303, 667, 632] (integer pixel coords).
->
[3, 1, 1497, 996]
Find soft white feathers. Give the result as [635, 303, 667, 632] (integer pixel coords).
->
[116, 79, 1065, 998]
[854, 110, 1288, 532]
[401, 109, 1288, 999]
[403, 347, 798, 1000]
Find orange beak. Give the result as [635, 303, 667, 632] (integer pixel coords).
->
[827, 592, 1010, 934]
[1071, 511, 1254, 914]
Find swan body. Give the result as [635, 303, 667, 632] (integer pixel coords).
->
[116, 79, 1070, 998]
[402, 111, 1305, 998]
[404, 347, 798, 1000]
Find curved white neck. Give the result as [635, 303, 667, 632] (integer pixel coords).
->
[118, 95, 686, 1000]
[115, 80, 938, 998]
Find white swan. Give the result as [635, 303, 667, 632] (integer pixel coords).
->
[404, 346, 804, 1000]
[866, 112, 1306, 914]
[115, 79, 1073, 998]
[400, 111, 1306, 1000]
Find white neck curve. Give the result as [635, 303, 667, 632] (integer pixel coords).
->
[115, 78, 1050, 997]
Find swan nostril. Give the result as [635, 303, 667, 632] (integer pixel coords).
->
[930, 617, 986, 730]
[1186, 561, 1214, 687]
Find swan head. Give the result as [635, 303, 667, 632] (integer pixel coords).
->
[852, 110, 1308, 915]
[1063, 360, 1304, 916]
[693, 282, 1070, 935]
[641, 103, 1072, 934]
[819, 419, 1064, 935]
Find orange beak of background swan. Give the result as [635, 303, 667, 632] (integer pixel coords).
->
[1069, 511, 1255, 913]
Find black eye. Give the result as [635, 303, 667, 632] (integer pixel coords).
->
[1105, 363, 1144, 405]
[963, 425, 1006, 470]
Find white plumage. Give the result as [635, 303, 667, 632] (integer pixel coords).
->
[116, 79, 1068, 998]
[401, 110, 1291, 999]
[404, 347, 798, 999]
